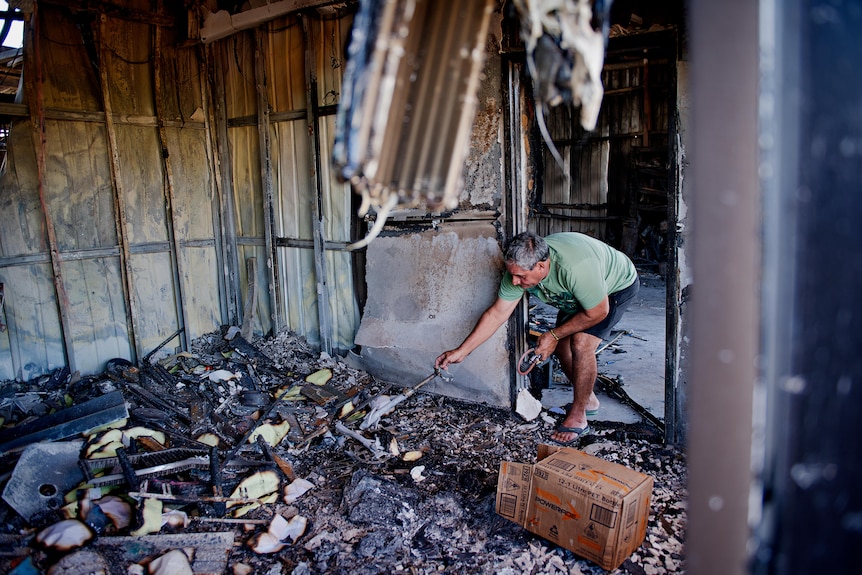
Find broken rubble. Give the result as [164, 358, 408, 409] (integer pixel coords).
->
[0, 326, 686, 574]
[515, 387, 544, 421]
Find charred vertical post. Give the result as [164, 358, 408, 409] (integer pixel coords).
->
[663, 61, 682, 447]
[501, 8, 533, 407]
[204, 43, 242, 326]
[241, 257, 258, 341]
[153, 1, 189, 352]
[302, 13, 333, 356]
[22, 6, 75, 370]
[253, 28, 281, 334]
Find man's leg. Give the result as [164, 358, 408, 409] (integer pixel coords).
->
[554, 331, 601, 412]
[551, 331, 602, 443]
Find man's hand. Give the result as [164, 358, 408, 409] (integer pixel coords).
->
[435, 348, 467, 370]
[533, 331, 559, 361]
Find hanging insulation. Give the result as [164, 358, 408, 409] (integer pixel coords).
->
[512, 0, 613, 131]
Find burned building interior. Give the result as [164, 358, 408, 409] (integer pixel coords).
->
[0, 0, 860, 573]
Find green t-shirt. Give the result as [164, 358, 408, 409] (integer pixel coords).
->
[498, 233, 637, 314]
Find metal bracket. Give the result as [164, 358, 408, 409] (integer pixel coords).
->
[1, 441, 85, 521]
[0, 282, 6, 332]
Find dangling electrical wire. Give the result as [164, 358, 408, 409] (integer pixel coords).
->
[511, 0, 613, 175]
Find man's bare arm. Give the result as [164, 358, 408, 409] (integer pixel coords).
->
[435, 297, 521, 369]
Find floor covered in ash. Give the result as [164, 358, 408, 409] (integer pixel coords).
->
[0, 272, 685, 574]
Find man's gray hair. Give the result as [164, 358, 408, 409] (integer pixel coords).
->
[504, 232, 549, 270]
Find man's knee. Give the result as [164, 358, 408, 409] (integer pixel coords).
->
[572, 332, 601, 355]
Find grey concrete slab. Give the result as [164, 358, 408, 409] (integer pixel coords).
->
[598, 272, 667, 420]
[354, 223, 512, 407]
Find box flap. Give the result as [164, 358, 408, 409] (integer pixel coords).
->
[495, 461, 533, 526]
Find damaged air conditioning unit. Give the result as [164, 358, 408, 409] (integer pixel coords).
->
[332, 0, 495, 248]
[511, 0, 614, 169]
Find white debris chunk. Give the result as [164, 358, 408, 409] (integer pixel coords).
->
[207, 369, 240, 383]
[35, 519, 94, 552]
[161, 509, 190, 529]
[248, 514, 308, 554]
[410, 465, 426, 483]
[515, 388, 543, 421]
[248, 530, 286, 555]
[283, 477, 315, 503]
[282, 515, 308, 543]
[148, 549, 193, 575]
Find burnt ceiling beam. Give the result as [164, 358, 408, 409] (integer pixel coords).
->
[0, 102, 26, 116]
[37, 0, 176, 27]
[199, 0, 348, 43]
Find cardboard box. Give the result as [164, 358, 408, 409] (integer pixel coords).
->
[495, 444, 654, 570]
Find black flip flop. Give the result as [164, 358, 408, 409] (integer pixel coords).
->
[551, 424, 590, 446]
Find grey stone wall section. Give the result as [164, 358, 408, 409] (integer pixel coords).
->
[355, 224, 510, 407]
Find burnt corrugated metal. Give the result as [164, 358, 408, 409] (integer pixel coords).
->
[216, 11, 358, 351]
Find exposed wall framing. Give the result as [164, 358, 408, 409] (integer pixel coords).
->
[0, 2, 359, 380]
[500, 12, 537, 405]
[22, 6, 74, 372]
[531, 31, 676, 265]
[301, 13, 333, 356]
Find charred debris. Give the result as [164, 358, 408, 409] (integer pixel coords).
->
[0, 327, 685, 574]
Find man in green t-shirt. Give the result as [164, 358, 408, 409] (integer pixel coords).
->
[435, 231, 639, 445]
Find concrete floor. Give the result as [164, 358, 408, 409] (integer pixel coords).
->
[529, 271, 667, 427]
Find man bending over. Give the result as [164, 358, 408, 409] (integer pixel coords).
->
[435, 231, 639, 445]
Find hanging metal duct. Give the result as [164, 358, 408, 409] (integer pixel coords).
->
[333, 0, 495, 248]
